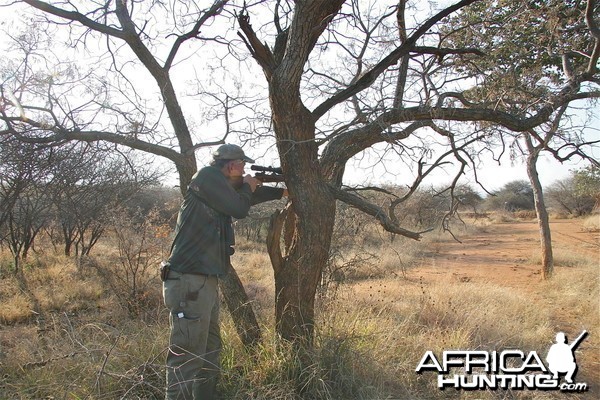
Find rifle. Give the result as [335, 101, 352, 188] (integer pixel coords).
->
[251, 165, 285, 183]
[569, 330, 588, 351]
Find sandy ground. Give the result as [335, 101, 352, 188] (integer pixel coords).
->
[414, 219, 599, 287]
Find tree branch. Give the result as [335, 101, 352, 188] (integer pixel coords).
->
[312, 0, 481, 119]
[164, 0, 229, 71]
[21, 0, 126, 39]
[329, 185, 429, 240]
[1, 119, 184, 165]
[413, 45, 485, 58]
[113, 0, 164, 77]
[371, 92, 600, 133]
[585, 0, 600, 76]
[237, 9, 278, 79]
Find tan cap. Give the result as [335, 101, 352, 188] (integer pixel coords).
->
[212, 144, 255, 163]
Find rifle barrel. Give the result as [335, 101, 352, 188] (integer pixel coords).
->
[570, 330, 588, 350]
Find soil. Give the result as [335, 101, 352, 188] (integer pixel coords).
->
[408, 217, 600, 396]
[413, 218, 599, 288]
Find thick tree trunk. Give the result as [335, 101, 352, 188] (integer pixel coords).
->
[267, 95, 337, 344]
[525, 138, 554, 279]
[269, 196, 336, 344]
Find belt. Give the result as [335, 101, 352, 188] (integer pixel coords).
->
[167, 268, 209, 278]
[161, 262, 210, 281]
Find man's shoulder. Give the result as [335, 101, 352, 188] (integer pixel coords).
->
[188, 166, 223, 194]
[193, 165, 221, 179]
[190, 166, 224, 189]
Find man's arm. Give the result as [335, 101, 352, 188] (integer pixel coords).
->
[191, 167, 253, 219]
[251, 185, 286, 205]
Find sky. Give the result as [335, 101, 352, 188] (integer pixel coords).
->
[1, 1, 598, 195]
[339, 143, 597, 192]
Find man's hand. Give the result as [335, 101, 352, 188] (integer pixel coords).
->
[243, 174, 261, 192]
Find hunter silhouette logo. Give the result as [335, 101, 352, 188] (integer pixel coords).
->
[415, 330, 589, 392]
[546, 330, 588, 384]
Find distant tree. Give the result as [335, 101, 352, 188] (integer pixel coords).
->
[4, 184, 52, 270]
[50, 146, 159, 257]
[573, 165, 600, 210]
[546, 177, 583, 215]
[0, 140, 56, 272]
[546, 167, 599, 215]
[124, 186, 181, 225]
[386, 184, 482, 231]
[484, 180, 535, 212]
[455, 184, 484, 212]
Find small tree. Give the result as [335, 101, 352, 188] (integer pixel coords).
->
[573, 165, 600, 211]
[0, 140, 56, 272]
[51, 147, 159, 257]
[98, 207, 171, 316]
[546, 168, 600, 216]
[485, 180, 535, 212]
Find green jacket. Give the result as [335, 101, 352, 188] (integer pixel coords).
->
[167, 166, 283, 276]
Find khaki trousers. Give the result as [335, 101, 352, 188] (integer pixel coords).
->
[163, 271, 221, 400]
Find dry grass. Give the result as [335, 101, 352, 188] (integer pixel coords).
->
[582, 213, 600, 232]
[0, 217, 598, 399]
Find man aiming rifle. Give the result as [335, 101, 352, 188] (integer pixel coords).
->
[161, 144, 287, 399]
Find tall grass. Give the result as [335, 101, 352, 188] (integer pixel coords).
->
[0, 218, 598, 399]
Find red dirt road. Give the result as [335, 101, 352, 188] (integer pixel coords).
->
[413, 219, 599, 288]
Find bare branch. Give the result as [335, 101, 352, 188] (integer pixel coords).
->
[1, 119, 183, 165]
[21, 0, 126, 38]
[312, 0, 481, 119]
[329, 185, 429, 240]
[164, 0, 229, 71]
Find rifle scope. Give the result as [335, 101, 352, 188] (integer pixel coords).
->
[250, 165, 283, 174]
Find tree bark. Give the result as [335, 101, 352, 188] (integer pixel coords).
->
[269, 191, 336, 344]
[267, 92, 337, 344]
[525, 136, 554, 279]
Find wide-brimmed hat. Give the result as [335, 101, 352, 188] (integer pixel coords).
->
[212, 144, 255, 163]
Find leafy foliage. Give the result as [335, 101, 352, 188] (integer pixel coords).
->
[573, 164, 600, 201]
[443, 0, 598, 111]
[546, 167, 599, 215]
[484, 180, 535, 211]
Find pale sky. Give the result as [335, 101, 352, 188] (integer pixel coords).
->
[1, 2, 598, 194]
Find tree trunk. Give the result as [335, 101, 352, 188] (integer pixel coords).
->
[525, 137, 554, 279]
[220, 263, 262, 347]
[267, 100, 337, 344]
[175, 155, 199, 197]
[268, 196, 335, 344]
